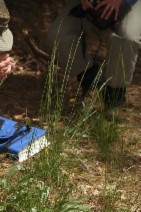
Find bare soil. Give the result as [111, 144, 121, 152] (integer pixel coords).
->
[1, 0, 141, 119]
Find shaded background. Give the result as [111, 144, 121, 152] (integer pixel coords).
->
[0, 0, 141, 118]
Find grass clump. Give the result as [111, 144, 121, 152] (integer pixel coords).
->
[0, 35, 93, 212]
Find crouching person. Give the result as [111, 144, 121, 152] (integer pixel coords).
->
[47, 0, 141, 111]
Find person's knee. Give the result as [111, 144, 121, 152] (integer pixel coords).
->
[47, 27, 55, 40]
[123, 31, 136, 42]
[47, 26, 58, 49]
[119, 27, 140, 43]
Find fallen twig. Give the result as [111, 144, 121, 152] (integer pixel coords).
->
[22, 29, 49, 60]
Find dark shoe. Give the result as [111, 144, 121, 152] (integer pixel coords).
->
[102, 85, 126, 109]
[77, 63, 104, 95]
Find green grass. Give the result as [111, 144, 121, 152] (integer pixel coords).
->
[1, 32, 141, 212]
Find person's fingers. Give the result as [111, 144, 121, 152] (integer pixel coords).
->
[86, 1, 93, 9]
[0, 67, 7, 73]
[3, 65, 12, 75]
[5, 65, 12, 75]
[9, 57, 15, 69]
[94, 0, 121, 20]
[10, 57, 14, 62]
[0, 65, 11, 75]
[0, 57, 11, 69]
[105, 7, 114, 20]
[10, 61, 15, 69]
[0, 55, 14, 81]
[101, 4, 111, 19]
[95, 1, 106, 10]
[81, 0, 93, 10]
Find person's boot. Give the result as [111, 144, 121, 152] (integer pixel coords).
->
[102, 85, 126, 121]
[77, 63, 104, 96]
[102, 86, 126, 108]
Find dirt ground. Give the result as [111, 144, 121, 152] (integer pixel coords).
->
[0, 0, 141, 120]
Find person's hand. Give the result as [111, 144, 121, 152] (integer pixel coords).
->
[0, 53, 14, 81]
[95, 0, 123, 21]
[80, 0, 93, 10]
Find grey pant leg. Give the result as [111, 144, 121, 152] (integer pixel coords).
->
[105, 0, 141, 88]
[47, 0, 93, 77]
